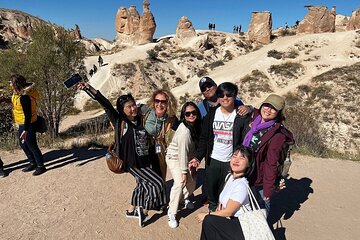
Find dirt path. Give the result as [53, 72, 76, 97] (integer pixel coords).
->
[0, 149, 359, 240]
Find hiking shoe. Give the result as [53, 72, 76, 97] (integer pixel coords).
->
[184, 199, 194, 210]
[126, 209, 139, 218]
[167, 212, 178, 228]
[32, 166, 47, 176]
[137, 207, 148, 228]
[22, 164, 37, 172]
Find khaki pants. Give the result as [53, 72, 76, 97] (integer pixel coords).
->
[166, 156, 196, 213]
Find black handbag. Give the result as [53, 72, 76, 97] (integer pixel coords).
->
[35, 115, 48, 133]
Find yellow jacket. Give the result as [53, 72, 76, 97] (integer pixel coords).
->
[12, 83, 40, 124]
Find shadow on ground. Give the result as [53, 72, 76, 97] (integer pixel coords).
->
[3, 147, 106, 175]
[269, 177, 314, 240]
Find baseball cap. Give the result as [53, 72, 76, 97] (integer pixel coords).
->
[199, 76, 216, 92]
[262, 94, 285, 111]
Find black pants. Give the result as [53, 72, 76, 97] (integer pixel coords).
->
[205, 158, 230, 211]
[200, 215, 245, 240]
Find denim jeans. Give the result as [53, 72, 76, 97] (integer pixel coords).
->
[18, 124, 44, 167]
[251, 186, 271, 217]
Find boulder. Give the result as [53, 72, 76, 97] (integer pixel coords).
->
[175, 16, 197, 39]
[347, 8, 360, 30]
[335, 15, 349, 32]
[298, 6, 336, 33]
[138, 2, 156, 45]
[248, 11, 272, 45]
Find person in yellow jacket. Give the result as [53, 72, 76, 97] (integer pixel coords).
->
[10, 74, 46, 176]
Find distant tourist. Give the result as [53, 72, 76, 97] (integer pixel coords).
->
[285, 22, 289, 29]
[9, 74, 46, 176]
[93, 64, 97, 74]
[295, 20, 300, 28]
[89, 69, 94, 77]
[98, 55, 103, 67]
[239, 25, 242, 33]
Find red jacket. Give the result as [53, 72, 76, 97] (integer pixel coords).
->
[243, 109, 294, 198]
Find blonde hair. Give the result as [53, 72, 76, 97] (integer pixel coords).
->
[147, 89, 178, 117]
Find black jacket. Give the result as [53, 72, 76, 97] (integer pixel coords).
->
[194, 106, 243, 165]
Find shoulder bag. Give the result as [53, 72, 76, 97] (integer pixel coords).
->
[238, 186, 275, 240]
[105, 121, 125, 174]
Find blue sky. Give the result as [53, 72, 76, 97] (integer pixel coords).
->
[1, 0, 359, 41]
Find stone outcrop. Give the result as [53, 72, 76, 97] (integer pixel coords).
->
[68, 24, 82, 40]
[115, 0, 156, 45]
[0, 8, 44, 43]
[298, 6, 336, 33]
[335, 15, 349, 32]
[247, 11, 272, 45]
[175, 16, 197, 39]
[347, 8, 360, 30]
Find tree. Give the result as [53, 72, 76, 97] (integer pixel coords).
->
[24, 23, 87, 137]
[0, 23, 86, 138]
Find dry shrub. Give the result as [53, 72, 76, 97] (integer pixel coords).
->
[284, 49, 299, 59]
[267, 50, 283, 59]
[268, 62, 304, 79]
[285, 106, 327, 156]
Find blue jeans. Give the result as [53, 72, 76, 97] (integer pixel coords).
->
[18, 124, 44, 167]
[252, 186, 271, 217]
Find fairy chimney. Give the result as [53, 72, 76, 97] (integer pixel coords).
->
[176, 16, 197, 39]
[298, 6, 336, 33]
[347, 8, 360, 30]
[115, 0, 156, 45]
[248, 11, 272, 45]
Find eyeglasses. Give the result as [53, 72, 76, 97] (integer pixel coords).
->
[184, 110, 197, 117]
[200, 83, 214, 92]
[154, 99, 168, 105]
[217, 92, 235, 98]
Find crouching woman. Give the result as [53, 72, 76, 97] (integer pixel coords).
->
[195, 146, 254, 240]
[77, 82, 166, 227]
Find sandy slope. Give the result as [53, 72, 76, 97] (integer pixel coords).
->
[1, 149, 359, 240]
[62, 30, 359, 132]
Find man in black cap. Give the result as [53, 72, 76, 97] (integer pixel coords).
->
[197, 76, 250, 118]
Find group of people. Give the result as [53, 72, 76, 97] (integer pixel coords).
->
[233, 25, 242, 34]
[1, 72, 294, 239]
[77, 74, 293, 239]
[208, 23, 216, 31]
[89, 64, 98, 77]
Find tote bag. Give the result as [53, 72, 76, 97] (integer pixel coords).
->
[238, 186, 275, 240]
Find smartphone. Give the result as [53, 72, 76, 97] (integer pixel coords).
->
[64, 74, 82, 88]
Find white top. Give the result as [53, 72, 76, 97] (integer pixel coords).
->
[219, 175, 250, 217]
[166, 123, 195, 174]
[210, 108, 236, 162]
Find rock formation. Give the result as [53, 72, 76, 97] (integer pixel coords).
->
[115, 0, 156, 45]
[247, 11, 272, 45]
[175, 16, 197, 39]
[347, 8, 360, 30]
[335, 15, 349, 32]
[0, 8, 44, 43]
[298, 6, 336, 33]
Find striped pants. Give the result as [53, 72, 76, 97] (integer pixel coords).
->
[128, 167, 167, 210]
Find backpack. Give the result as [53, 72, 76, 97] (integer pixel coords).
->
[275, 126, 295, 180]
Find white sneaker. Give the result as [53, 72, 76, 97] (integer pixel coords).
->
[184, 199, 194, 210]
[167, 213, 178, 228]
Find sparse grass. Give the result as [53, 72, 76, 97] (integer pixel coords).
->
[83, 99, 102, 112]
[284, 49, 299, 59]
[208, 60, 224, 70]
[146, 49, 158, 60]
[224, 50, 233, 61]
[197, 69, 208, 77]
[268, 62, 304, 79]
[267, 50, 283, 59]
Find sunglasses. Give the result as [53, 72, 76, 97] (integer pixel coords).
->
[217, 92, 235, 98]
[154, 99, 168, 105]
[200, 83, 214, 92]
[184, 110, 197, 117]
